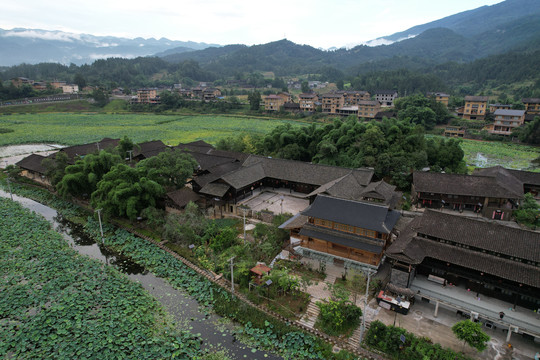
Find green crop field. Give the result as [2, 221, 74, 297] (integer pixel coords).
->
[460, 138, 540, 171]
[0, 113, 307, 146]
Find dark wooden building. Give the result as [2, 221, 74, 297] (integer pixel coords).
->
[296, 195, 400, 269]
[386, 210, 540, 310]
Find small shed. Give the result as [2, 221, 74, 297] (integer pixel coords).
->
[250, 263, 271, 285]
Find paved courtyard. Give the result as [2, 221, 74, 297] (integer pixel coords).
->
[239, 188, 310, 215]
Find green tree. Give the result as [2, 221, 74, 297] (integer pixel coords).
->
[301, 81, 310, 93]
[42, 151, 70, 188]
[248, 91, 261, 111]
[452, 319, 490, 352]
[73, 73, 87, 90]
[135, 149, 197, 190]
[514, 193, 540, 228]
[162, 202, 208, 245]
[91, 88, 109, 107]
[91, 164, 164, 220]
[57, 151, 122, 198]
[116, 135, 136, 160]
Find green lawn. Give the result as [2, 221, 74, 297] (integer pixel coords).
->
[0, 113, 308, 146]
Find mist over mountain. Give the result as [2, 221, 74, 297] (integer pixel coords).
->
[0, 28, 218, 66]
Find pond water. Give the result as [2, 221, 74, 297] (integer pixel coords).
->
[0, 190, 281, 360]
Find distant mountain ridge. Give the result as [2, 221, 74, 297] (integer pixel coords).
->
[0, 28, 218, 66]
[372, 0, 540, 44]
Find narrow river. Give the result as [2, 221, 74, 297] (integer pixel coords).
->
[0, 190, 281, 360]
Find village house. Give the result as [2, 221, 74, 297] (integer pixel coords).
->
[264, 94, 286, 111]
[287, 195, 400, 270]
[357, 100, 381, 119]
[15, 154, 51, 187]
[426, 92, 450, 107]
[62, 84, 79, 94]
[385, 210, 540, 343]
[298, 93, 319, 111]
[443, 126, 466, 137]
[50, 81, 67, 89]
[53, 138, 120, 164]
[473, 166, 540, 199]
[484, 109, 526, 136]
[131, 140, 169, 162]
[202, 88, 222, 102]
[32, 81, 48, 91]
[522, 98, 540, 114]
[321, 93, 345, 113]
[489, 103, 511, 113]
[462, 95, 488, 120]
[11, 77, 34, 87]
[412, 170, 524, 220]
[337, 90, 371, 105]
[375, 90, 398, 107]
[133, 88, 160, 104]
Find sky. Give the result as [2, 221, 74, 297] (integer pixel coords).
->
[1, 0, 505, 49]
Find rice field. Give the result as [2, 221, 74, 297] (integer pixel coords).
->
[0, 113, 307, 146]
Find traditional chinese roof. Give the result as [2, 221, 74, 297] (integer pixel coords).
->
[57, 138, 120, 163]
[16, 154, 48, 175]
[199, 182, 230, 197]
[413, 171, 523, 199]
[278, 213, 308, 229]
[166, 187, 201, 208]
[386, 210, 540, 287]
[522, 98, 540, 104]
[301, 195, 400, 234]
[133, 140, 168, 159]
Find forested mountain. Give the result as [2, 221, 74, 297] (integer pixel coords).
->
[374, 0, 540, 43]
[161, 17, 540, 77]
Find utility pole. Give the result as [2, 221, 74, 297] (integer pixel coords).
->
[96, 142, 100, 152]
[3, 161, 13, 200]
[95, 208, 104, 241]
[229, 256, 236, 294]
[242, 207, 247, 245]
[359, 269, 374, 347]
[127, 150, 133, 162]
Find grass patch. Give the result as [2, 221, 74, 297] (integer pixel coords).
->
[459, 138, 540, 171]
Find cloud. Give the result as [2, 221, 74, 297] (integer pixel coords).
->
[3, 29, 81, 42]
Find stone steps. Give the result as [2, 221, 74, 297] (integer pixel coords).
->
[347, 322, 370, 348]
[298, 300, 321, 329]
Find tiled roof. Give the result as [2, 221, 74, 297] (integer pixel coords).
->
[166, 187, 201, 208]
[16, 154, 48, 174]
[59, 138, 120, 162]
[493, 109, 525, 116]
[522, 98, 540, 104]
[413, 171, 523, 199]
[241, 155, 373, 188]
[301, 195, 400, 234]
[464, 95, 488, 102]
[199, 182, 230, 197]
[386, 210, 540, 287]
